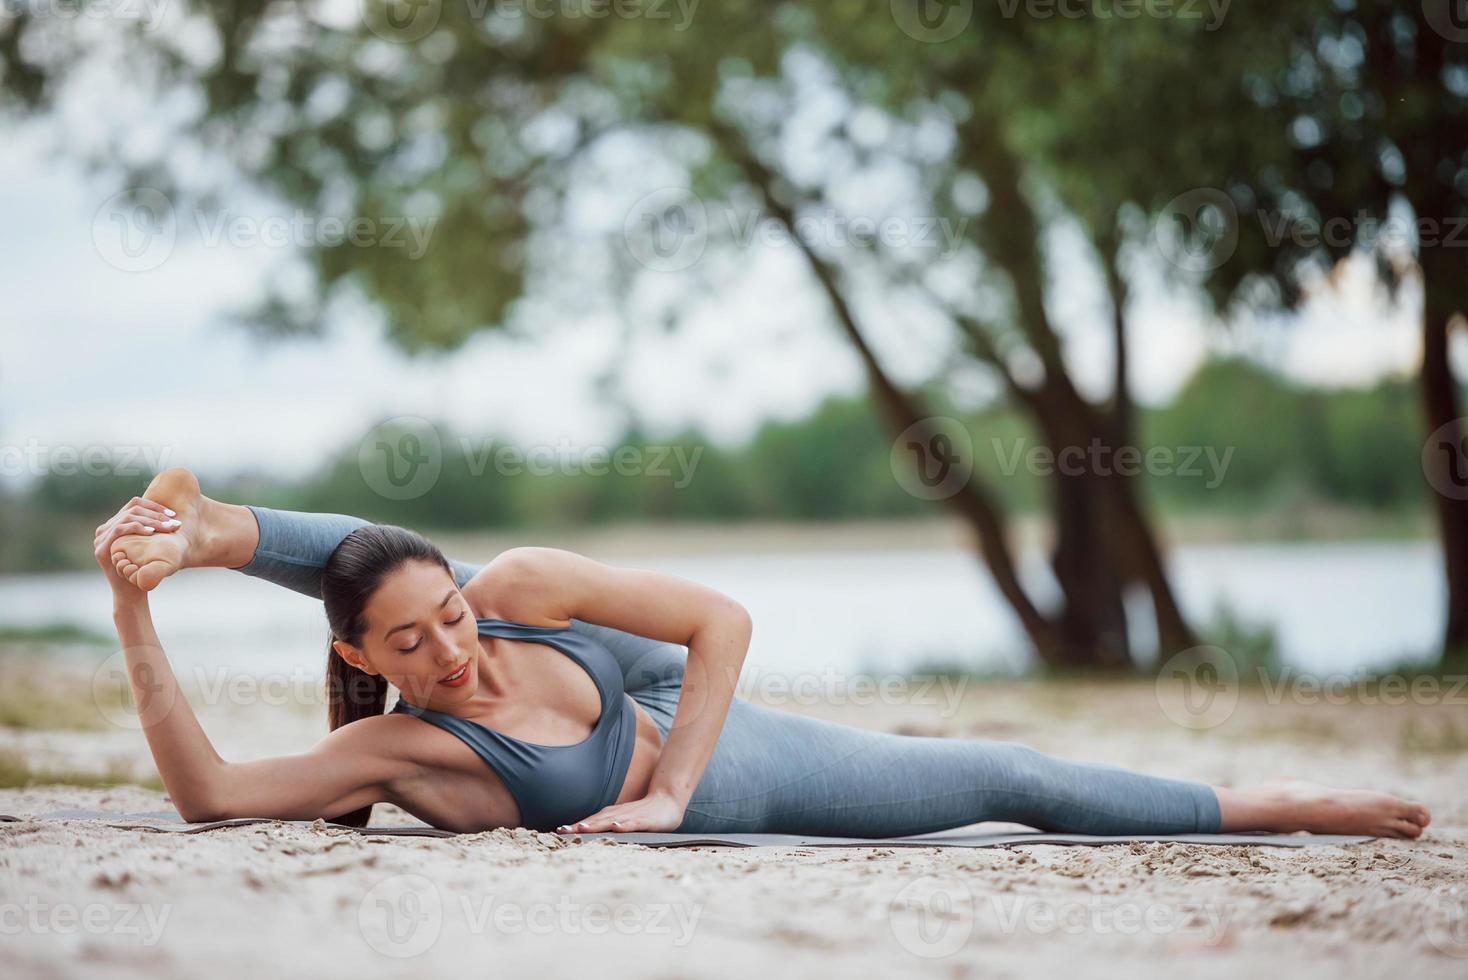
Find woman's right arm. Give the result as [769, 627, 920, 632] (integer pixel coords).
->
[99, 522, 410, 822]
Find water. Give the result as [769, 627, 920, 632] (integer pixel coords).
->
[0, 540, 1443, 679]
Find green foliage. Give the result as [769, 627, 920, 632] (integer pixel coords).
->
[0, 359, 1444, 574]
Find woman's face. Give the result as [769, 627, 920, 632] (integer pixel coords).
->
[339, 560, 480, 708]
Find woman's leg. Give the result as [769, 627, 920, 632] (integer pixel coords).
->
[662, 700, 1221, 837]
[658, 700, 1431, 839]
[111, 468, 483, 595]
[237, 505, 480, 598]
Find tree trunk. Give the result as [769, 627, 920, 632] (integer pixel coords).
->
[716, 132, 1072, 662]
[1419, 247, 1468, 666]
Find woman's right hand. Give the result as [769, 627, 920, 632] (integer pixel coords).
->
[94, 497, 178, 601]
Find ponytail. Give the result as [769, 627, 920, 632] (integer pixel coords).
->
[320, 523, 453, 827]
[324, 636, 389, 826]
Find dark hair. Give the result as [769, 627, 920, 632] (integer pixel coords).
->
[322, 523, 453, 826]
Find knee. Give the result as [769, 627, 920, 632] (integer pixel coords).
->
[991, 741, 1048, 767]
[975, 741, 1065, 789]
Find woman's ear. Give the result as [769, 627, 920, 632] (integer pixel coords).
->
[332, 638, 378, 676]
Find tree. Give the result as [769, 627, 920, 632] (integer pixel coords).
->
[24, 2, 1401, 667]
[1023, 2, 1467, 664]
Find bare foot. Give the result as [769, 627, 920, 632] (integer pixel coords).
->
[111, 468, 211, 591]
[1226, 778, 1432, 839]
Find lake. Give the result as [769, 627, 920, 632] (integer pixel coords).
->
[0, 537, 1443, 681]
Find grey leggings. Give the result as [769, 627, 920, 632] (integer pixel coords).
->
[239, 505, 1223, 837]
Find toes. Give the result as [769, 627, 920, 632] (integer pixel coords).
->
[1386, 818, 1422, 839]
[135, 560, 170, 592]
[1390, 799, 1430, 827]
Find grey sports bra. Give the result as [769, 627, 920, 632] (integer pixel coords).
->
[390, 617, 638, 831]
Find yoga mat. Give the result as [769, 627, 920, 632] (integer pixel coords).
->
[1, 811, 1373, 848]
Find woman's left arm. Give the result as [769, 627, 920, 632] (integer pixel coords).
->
[463, 547, 753, 833]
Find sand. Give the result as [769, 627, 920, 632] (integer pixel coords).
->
[2, 673, 1466, 978]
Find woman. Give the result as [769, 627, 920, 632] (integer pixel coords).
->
[96, 469, 1431, 840]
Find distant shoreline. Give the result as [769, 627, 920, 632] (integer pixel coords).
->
[428, 508, 1435, 560]
[1, 507, 1436, 575]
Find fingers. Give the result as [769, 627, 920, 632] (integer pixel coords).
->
[101, 521, 154, 558]
[556, 811, 635, 834]
[95, 503, 180, 544]
[132, 496, 173, 516]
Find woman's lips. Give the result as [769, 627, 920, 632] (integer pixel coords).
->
[439, 662, 470, 687]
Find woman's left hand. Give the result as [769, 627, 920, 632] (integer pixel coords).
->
[556, 791, 686, 835]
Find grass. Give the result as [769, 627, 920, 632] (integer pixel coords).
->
[0, 749, 164, 791]
[1398, 717, 1468, 755]
[0, 661, 123, 731]
[0, 623, 112, 646]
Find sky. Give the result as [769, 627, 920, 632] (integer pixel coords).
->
[0, 19, 1451, 492]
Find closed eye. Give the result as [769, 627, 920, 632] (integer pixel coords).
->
[399, 610, 468, 653]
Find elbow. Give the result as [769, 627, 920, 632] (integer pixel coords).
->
[170, 777, 230, 823]
[720, 600, 753, 641]
[730, 601, 752, 633]
[174, 796, 226, 824]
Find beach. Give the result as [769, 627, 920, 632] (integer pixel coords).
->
[3, 659, 1465, 978]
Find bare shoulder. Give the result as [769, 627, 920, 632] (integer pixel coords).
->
[461, 546, 580, 629]
[313, 711, 432, 767]
[326, 711, 511, 794]
[465, 545, 749, 648]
